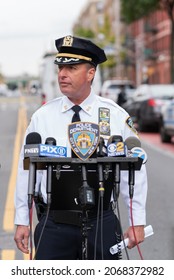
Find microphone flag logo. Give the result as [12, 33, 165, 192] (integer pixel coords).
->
[68, 122, 100, 160]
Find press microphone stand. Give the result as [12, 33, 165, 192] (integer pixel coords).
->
[79, 164, 95, 260]
[128, 162, 135, 199]
[113, 162, 120, 201]
[28, 161, 36, 209]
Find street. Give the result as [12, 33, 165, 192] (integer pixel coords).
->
[0, 94, 174, 260]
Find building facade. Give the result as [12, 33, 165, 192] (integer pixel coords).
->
[127, 9, 171, 85]
[73, 1, 172, 85]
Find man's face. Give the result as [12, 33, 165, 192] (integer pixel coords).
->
[58, 63, 95, 101]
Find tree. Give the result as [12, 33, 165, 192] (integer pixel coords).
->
[121, 0, 174, 82]
[73, 27, 95, 39]
[121, 0, 159, 23]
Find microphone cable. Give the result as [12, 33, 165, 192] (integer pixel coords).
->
[33, 204, 50, 260]
[129, 198, 144, 260]
[93, 183, 104, 260]
[113, 200, 129, 260]
[100, 186, 104, 260]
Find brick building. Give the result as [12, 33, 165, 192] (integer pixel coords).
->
[127, 9, 171, 85]
[73, 1, 172, 85]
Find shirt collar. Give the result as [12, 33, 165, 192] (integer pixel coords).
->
[61, 90, 97, 116]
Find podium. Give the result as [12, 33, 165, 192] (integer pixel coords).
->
[24, 156, 143, 260]
[24, 156, 142, 211]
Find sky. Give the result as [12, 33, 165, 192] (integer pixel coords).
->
[0, 0, 88, 77]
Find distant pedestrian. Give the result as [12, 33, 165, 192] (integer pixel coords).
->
[117, 85, 127, 106]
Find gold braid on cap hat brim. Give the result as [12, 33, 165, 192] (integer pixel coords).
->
[56, 53, 92, 62]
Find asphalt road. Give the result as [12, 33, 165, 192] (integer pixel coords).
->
[0, 94, 174, 260]
[120, 139, 174, 260]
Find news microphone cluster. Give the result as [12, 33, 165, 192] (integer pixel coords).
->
[24, 143, 67, 158]
[25, 132, 68, 208]
[106, 135, 147, 199]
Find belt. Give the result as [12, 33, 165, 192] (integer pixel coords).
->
[48, 209, 99, 227]
[45, 202, 113, 227]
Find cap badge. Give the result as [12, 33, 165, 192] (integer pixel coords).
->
[62, 35, 73, 47]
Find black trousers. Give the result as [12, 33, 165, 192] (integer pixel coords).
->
[34, 209, 121, 260]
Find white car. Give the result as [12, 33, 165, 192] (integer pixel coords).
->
[99, 79, 135, 102]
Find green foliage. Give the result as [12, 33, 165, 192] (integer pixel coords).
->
[121, 0, 160, 23]
[74, 27, 95, 39]
[98, 14, 115, 46]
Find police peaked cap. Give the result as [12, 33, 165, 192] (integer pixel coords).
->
[54, 35, 107, 67]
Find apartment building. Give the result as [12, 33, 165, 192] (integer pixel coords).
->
[127, 9, 171, 85]
[73, 1, 172, 85]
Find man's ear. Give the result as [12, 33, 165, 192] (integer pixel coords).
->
[87, 67, 96, 82]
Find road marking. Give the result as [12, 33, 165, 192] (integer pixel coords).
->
[1, 250, 15, 260]
[3, 96, 27, 232]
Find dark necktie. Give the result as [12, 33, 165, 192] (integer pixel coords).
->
[71, 105, 81, 122]
[71, 105, 82, 157]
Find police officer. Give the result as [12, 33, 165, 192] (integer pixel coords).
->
[14, 35, 148, 260]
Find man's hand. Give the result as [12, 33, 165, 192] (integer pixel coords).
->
[124, 225, 145, 249]
[14, 225, 30, 254]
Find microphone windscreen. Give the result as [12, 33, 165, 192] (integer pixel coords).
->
[107, 135, 123, 145]
[45, 137, 57, 145]
[97, 137, 107, 157]
[125, 136, 141, 149]
[26, 132, 42, 144]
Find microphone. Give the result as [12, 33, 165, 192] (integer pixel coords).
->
[125, 136, 144, 199]
[125, 136, 147, 164]
[24, 132, 42, 157]
[26, 132, 42, 209]
[38, 143, 67, 158]
[45, 137, 56, 145]
[25, 133, 67, 158]
[107, 135, 126, 157]
[97, 137, 107, 197]
[45, 137, 57, 206]
[79, 164, 95, 209]
[97, 137, 107, 157]
[107, 135, 126, 200]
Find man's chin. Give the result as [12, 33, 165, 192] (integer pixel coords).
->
[60, 90, 73, 98]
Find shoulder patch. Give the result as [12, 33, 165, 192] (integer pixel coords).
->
[126, 116, 138, 135]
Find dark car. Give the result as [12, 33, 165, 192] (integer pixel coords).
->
[122, 84, 174, 132]
[160, 98, 174, 143]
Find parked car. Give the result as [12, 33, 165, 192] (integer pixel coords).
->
[122, 84, 174, 132]
[99, 79, 135, 103]
[0, 83, 8, 96]
[160, 98, 174, 143]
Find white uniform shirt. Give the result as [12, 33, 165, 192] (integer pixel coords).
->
[14, 90, 148, 226]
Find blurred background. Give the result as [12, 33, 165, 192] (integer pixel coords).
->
[0, 0, 174, 260]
